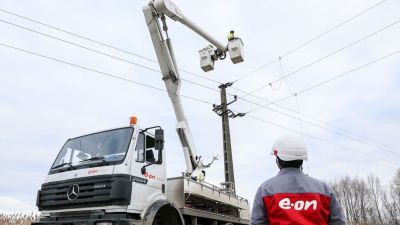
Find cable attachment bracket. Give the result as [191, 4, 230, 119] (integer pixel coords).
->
[213, 82, 245, 118]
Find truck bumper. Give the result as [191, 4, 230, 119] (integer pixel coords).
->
[32, 218, 141, 225]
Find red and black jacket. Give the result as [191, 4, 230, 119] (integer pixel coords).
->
[250, 168, 346, 225]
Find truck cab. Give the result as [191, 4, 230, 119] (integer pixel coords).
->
[34, 120, 169, 224]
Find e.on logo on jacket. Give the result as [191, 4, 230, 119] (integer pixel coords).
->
[263, 193, 331, 224]
[250, 168, 346, 225]
[278, 197, 317, 211]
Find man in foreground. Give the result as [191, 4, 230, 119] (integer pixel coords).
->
[250, 135, 346, 225]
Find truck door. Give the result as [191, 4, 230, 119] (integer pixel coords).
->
[130, 132, 166, 211]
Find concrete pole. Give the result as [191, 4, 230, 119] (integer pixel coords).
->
[219, 83, 236, 194]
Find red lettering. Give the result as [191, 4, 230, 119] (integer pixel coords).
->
[88, 169, 98, 174]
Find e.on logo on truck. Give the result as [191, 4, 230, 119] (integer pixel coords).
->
[278, 198, 317, 211]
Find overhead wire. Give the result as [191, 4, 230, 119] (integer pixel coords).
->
[236, 97, 400, 155]
[232, 0, 389, 83]
[2, 18, 398, 154]
[245, 49, 400, 114]
[1, 12, 398, 154]
[242, 17, 400, 97]
[245, 114, 399, 166]
[279, 57, 305, 138]
[237, 92, 400, 152]
[0, 43, 214, 105]
[0, 19, 222, 94]
[231, 78, 400, 152]
[0, 8, 223, 85]
[1, 8, 394, 152]
[1, 42, 398, 165]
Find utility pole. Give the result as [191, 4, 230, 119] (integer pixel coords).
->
[213, 82, 245, 195]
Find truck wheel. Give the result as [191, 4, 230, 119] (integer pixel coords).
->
[152, 205, 182, 225]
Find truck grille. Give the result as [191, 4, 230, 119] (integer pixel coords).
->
[37, 175, 132, 210]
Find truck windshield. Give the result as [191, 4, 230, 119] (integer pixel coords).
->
[51, 128, 133, 171]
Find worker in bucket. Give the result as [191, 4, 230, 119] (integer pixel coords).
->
[227, 30, 235, 41]
[250, 135, 346, 225]
[197, 170, 206, 182]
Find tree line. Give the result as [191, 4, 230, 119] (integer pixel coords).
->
[330, 169, 400, 225]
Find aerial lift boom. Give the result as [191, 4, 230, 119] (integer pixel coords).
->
[143, 0, 244, 174]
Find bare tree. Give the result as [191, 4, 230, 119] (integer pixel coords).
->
[367, 175, 385, 225]
[331, 176, 374, 225]
[330, 170, 400, 225]
[387, 169, 400, 225]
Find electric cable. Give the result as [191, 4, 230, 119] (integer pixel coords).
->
[236, 97, 400, 155]
[230, 84, 400, 152]
[232, 0, 389, 83]
[242, 17, 400, 97]
[0, 43, 214, 105]
[245, 114, 399, 166]
[2, 42, 398, 164]
[279, 57, 305, 138]
[2, 27, 397, 153]
[1, 6, 397, 152]
[2, 9, 393, 152]
[0, 8, 223, 85]
[0, 19, 222, 94]
[2, 19, 398, 153]
[245, 49, 400, 113]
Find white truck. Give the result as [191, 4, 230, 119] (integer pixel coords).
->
[33, 0, 248, 225]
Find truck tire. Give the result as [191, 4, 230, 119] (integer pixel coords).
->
[144, 200, 184, 225]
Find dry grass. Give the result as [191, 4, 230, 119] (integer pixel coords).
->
[0, 213, 39, 225]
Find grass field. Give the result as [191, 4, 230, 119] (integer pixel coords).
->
[0, 213, 39, 225]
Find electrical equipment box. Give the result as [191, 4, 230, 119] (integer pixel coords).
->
[228, 38, 244, 64]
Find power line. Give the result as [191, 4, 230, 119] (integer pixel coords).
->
[274, 49, 400, 104]
[237, 92, 400, 152]
[0, 42, 214, 105]
[2, 42, 397, 165]
[246, 49, 400, 113]
[2, 8, 387, 151]
[230, 67, 400, 152]
[245, 114, 399, 166]
[232, 0, 389, 83]
[0, 19, 222, 94]
[0, 8, 223, 85]
[237, 96, 400, 155]
[0, 17, 253, 110]
[242, 17, 400, 97]
[4, 17, 398, 155]
[0, 19, 162, 72]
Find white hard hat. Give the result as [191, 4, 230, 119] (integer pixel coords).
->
[271, 135, 308, 161]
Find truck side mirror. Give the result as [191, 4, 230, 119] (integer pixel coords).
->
[154, 129, 164, 150]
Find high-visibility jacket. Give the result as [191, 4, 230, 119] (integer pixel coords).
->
[197, 172, 205, 182]
[250, 168, 346, 225]
[227, 33, 235, 41]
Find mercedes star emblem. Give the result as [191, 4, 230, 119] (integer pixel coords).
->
[66, 184, 80, 201]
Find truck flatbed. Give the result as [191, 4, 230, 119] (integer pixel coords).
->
[167, 176, 249, 223]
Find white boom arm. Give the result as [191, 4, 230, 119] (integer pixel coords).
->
[143, 2, 205, 174]
[143, 0, 238, 174]
[153, 0, 227, 52]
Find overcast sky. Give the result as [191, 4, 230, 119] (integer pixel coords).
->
[0, 0, 399, 214]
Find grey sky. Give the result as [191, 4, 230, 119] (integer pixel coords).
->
[0, 0, 399, 213]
